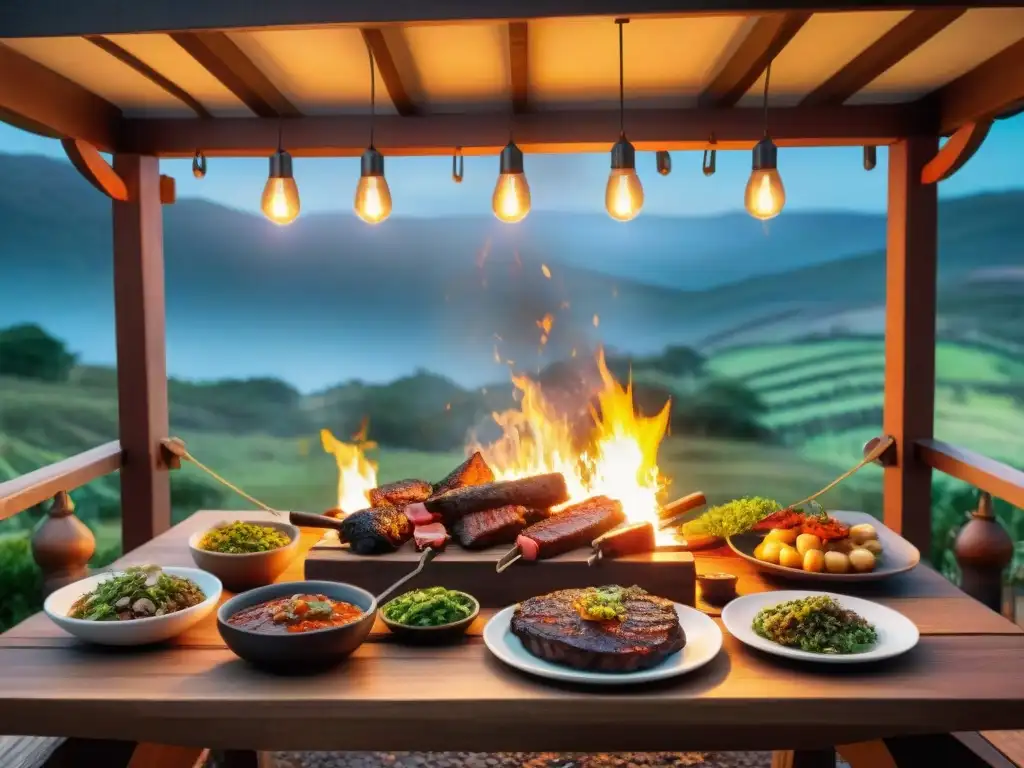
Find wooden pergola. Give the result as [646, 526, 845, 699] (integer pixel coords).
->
[1, 0, 1024, 615]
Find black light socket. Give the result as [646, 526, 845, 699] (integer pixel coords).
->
[360, 146, 385, 177]
[268, 149, 293, 179]
[611, 135, 637, 170]
[751, 136, 778, 172]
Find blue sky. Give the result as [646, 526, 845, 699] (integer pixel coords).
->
[2, 114, 1023, 217]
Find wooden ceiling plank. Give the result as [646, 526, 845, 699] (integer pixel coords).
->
[119, 102, 934, 157]
[360, 28, 418, 117]
[0, 41, 120, 148]
[698, 12, 810, 108]
[85, 35, 213, 118]
[170, 31, 300, 118]
[0, 3, 1010, 38]
[932, 36, 1024, 134]
[801, 9, 966, 107]
[508, 21, 529, 114]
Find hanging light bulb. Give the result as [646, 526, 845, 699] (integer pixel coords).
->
[745, 62, 785, 221]
[355, 147, 392, 224]
[260, 124, 299, 225]
[492, 140, 531, 223]
[192, 149, 207, 179]
[656, 150, 672, 176]
[354, 39, 392, 224]
[606, 19, 643, 222]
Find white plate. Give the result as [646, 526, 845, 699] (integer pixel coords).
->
[484, 602, 722, 685]
[44, 566, 222, 646]
[721, 590, 919, 664]
[727, 510, 920, 582]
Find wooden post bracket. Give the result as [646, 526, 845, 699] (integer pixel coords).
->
[921, 120, 992, 184]
[61, 137, 176, 204]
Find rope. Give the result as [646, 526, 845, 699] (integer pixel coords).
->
[166, 440, 283, 517]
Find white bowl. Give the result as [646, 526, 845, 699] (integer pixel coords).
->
[44, 566, 222, 646]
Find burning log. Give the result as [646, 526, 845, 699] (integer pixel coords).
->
[423, 472, 568, 523]
[370, 479, 433, 507]
[432, 452, 495, 496]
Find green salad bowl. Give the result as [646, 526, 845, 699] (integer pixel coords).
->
[380, 590, 480, 644]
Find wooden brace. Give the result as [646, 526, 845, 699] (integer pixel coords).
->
[61, 137, 176, 204]
[921, 120, 992, 184]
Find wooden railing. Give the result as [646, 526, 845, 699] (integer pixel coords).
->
[0, 441, 124, 593]
[917, 438, 1022, 614]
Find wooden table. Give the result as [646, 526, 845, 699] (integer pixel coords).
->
[1, 511, 1023, 766]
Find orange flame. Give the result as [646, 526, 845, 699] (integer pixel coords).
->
[321, 427, 378, 513]
[471, 349, 670, 525]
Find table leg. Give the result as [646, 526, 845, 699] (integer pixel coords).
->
[771, 749, 836, 768]
[127, 743, 208, 768]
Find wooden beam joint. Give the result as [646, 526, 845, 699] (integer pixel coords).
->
[920, 120, 992, 184]
[61, 138, 128, 200]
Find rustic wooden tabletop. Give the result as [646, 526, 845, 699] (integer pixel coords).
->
[1, 510, 1022, 755]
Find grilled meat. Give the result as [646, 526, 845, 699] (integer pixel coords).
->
[340, 506, 413, 555]
[425, 473, 569, 523]
[453, 505, 531, 549]
[432, 452, 495, 496]
[413, 522, 449, 551]
[370, 479, 433, 508]
[511, 586, 685, 672]
[516, 495, 625, 560]
[591, 521, 656, 561]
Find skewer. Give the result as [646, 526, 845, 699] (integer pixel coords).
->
[495, 546, 522, 573]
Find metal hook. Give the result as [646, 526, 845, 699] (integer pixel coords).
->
[863, 145, 877, 171]
[452, 147, 464, 184]
[702, 135, 717, 177]
[192, 150, 207, 179]
[656, 150, 671, 176]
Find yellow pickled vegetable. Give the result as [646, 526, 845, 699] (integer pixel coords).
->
[803, 549, 825, 573]
[795, 533, 822, 556]
[758, 540, 783, 565]
[778, 545, 803, 569]
[848, 548, 876, 573]
[824, 550, 851, 574]
[766, 528, 798, 546]
[848, 523, 878, 545]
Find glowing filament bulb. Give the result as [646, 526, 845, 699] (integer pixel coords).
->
[261, 150, 300, 226]
[354, 147, 392, 225]
[492, 141, 531, 223]
[605, 168, 644, 222]
[745, 168, 786, 221]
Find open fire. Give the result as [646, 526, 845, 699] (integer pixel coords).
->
[322, 349, 671, 527]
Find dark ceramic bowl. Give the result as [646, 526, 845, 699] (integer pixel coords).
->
[217, 580, 377, 671]
[380, 591, 480, 644]
[189, 520, 300, 592]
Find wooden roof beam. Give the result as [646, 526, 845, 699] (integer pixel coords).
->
[0, 42, 120, 149]
[119, 103, 934, 157]
[0, 2, 1010, 38]
[698, 12, 810, 108]
[170, 31, 300, 118]
[920, 120, 992, 184]
[86, 35, 212, 118]
[509, 22, 530, 114]
[800, 9, 965, 107]
[932, 37, 1024, 134]
[360, 28, 418, 117]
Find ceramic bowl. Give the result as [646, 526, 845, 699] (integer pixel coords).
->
[217, 580, 377, 671]
[380, 591, 480, 644]
[188, 519, 300, 592]
[44, 566, 222, 646]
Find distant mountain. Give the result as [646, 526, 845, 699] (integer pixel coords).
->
[0, 152, 1021, 388]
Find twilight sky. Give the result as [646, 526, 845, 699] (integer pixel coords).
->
[1, 115, 1022, 217]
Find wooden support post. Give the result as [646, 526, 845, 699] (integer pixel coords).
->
[883, 136, 938, 555]
[112, 154, 171, 552]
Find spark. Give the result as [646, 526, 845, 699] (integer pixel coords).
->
[541, 264, 552, 279]
[593, 314, 600, 328]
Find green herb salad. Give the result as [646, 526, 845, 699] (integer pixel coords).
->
[381, 587, 477, 627]
[752, 595, 878, 654]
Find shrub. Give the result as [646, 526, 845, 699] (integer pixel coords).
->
[0, 536, 42, 631]
[0, 323, 77, 382]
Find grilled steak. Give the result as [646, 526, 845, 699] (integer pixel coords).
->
[340, 505, 413, 554]
[453, 505, 529, 549]
[425, 473, 568, 523]
[511, 587, 685, 672]
[517, 495, 625, 560]
[370, 479, 433, 507]
[432, 452, 495, 496]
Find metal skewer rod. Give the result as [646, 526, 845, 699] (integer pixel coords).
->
[495, 546, 523, 573]
[161, 437, 283, 518]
